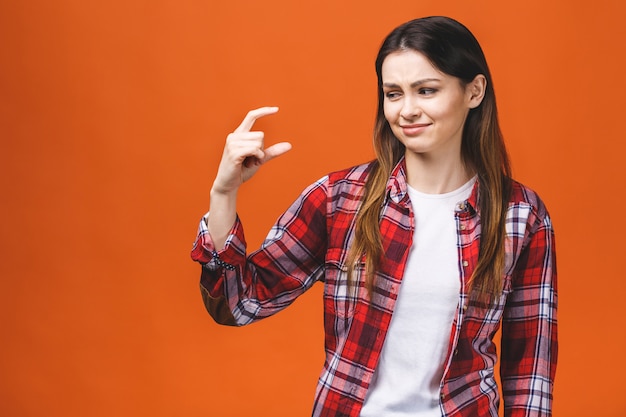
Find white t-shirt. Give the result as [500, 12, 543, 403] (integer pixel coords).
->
[360, 177, 476, 417]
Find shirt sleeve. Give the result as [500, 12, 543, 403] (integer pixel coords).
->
[190, 177, 329, 326]
[501, 206, 558, 416]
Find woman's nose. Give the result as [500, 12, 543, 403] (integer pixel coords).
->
[400, 97, 421, 120]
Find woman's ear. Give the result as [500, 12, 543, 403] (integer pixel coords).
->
[467, 74, 487, 109]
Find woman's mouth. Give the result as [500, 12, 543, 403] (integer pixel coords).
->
[400, 123, 430, 136]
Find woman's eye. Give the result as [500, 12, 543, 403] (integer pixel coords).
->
[385, 91, 401, 100]
[419, 88, 437, 95]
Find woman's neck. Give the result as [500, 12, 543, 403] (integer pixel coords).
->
[404, 151, 474, 194]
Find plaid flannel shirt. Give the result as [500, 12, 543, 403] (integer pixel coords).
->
[191, 159, 557, 417]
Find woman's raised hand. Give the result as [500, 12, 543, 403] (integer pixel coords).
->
[212, 107, 292, 196]
[208, 107, 291, 249]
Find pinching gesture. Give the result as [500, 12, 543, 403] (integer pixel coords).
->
[212, 107, 292, 195]
[208, 107, 291, 249]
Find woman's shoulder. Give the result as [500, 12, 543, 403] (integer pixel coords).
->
[302, 160, 376, 208]
[507, 178, 552, 224]
[325, 160, 376, 187]
[298, 160, 375, 201]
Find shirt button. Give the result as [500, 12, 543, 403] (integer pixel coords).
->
[454, 348, 459, 356]
[457, 203, 466, 210]
[463, 304, 468, 311]
[459, 224, 466, 230]
[462, 260, 469, 267]
[440, 393, 445, 400]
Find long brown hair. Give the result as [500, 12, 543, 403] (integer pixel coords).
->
[347, 16, 512, 301]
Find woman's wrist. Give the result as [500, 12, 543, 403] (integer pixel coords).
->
[208, 186, 238, 251]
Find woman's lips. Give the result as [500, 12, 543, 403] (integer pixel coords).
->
[401, 123, 430, 136]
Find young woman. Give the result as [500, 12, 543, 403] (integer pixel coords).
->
[191, 16, 557, 417]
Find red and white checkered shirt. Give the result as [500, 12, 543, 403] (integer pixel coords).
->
[191, 159, 558, 417]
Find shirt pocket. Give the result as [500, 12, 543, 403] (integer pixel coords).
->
[323, 247, 364, 320]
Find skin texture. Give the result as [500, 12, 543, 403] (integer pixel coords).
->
[381, 50, 486, 193]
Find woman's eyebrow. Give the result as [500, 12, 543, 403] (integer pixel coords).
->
[382, 78, 441, 88]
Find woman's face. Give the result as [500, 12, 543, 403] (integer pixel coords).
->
[381, 50, 484, 162]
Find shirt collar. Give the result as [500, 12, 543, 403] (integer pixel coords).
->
[384, 156, 481, 214]
[385, 158, 409, 205]
[466, 179, 480, 214]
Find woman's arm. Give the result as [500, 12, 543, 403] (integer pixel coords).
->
[191, 176, 329, 326]
[192, 107, 329, 326]
[501, 208, 558, 417]
[208, 106, 291, 250]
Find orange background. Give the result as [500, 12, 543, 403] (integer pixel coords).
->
[1, 0, 624, 416]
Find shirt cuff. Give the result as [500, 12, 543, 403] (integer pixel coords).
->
[190, 212, 239, 271]
[208, 249, 236, 271]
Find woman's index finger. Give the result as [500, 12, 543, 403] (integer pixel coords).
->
[234, 107, 279, 133]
